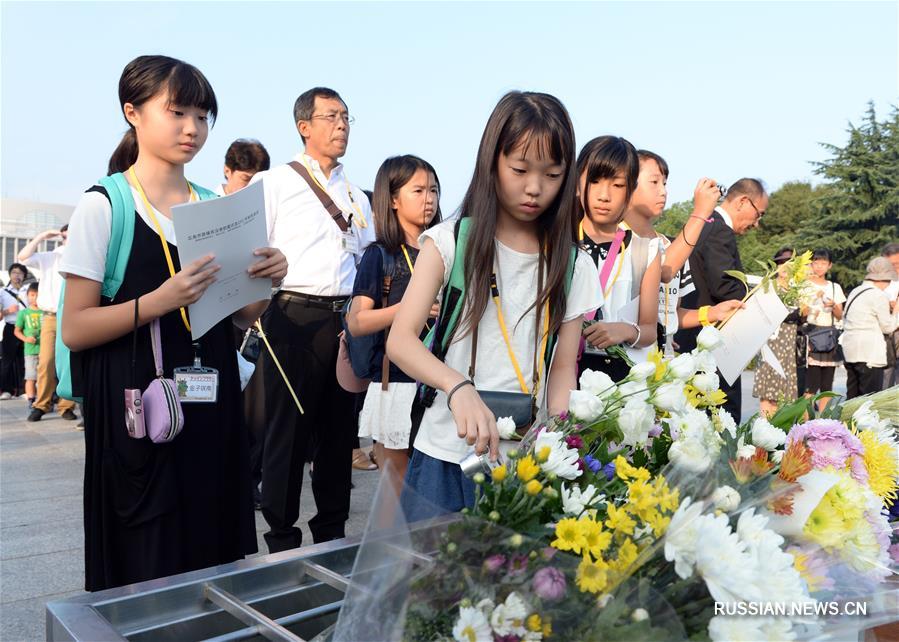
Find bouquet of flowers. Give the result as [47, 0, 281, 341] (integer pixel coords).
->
[327, 333, 897, 642]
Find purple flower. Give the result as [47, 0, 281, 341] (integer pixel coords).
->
[890, 543, 899, 565]
[601, 462, 616, 481]
[558, 411, 569, 421]
[540, 546, 557, 561]
[532, 566, 567, 602]
[849, 455, 869, 485]
[507, 553, 529, 577]
[786, 419, 863, 470]
[648, 423, 663, 438]
[576, 458, 585, 471]
[484, 554, 506, 573]
[583, 455, 602, 474]
[566, 435, 584, 450]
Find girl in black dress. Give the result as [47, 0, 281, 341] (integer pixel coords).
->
[59, 56, 287, 592]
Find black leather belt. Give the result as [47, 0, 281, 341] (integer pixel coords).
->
[276, 291, 348, 312]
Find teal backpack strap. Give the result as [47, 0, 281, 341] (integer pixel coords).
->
[190, 182, 219, 201]
[97, 173, 136, 300]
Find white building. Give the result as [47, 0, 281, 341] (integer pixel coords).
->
[1, 198, 73, 281]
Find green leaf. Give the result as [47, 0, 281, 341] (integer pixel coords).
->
[723, 270, 749, 289]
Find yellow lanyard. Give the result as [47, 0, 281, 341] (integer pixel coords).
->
[490, 273, 550, 395]
[401, 244, 415, 274]
[128, 166, 195, 334]
[300, 156, 368, 229]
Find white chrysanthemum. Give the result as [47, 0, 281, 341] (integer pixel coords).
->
[579, 368, 616, 398]
[852, 400, 890, 435]
[652, 382, 688, 413]
[708, 615, 765, 642]
[664, 497, 705, 579]
[617, 380, 651, 401]
[697, 325, 724, 351]
[453, 606, 493, 642]
[691, 371, 720, 394]
[667, 353, 697, 380]
[710, 485, 741, 512]
[691, 347, 718, 375]
[669, 437, 712, 473]
[751, 416, 786, 451]
[760, 618, 797, 641]
[496, 416, 517, 440]
[535, 431, 581, 480]
[629, 361, 657, 381]
[489, 592, 528, 638]
[735, 436, 758, 460]
[771, 449, 784, 464]
[617, 398, 655, 447]
[694, 513, 757, 603]
[561, 483, 603, 516]
[738, 511, 808, 603]
[568, 389, 605, 423]
[714, 407, 737, 438]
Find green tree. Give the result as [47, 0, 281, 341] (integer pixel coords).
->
[796, 102, 899, 287]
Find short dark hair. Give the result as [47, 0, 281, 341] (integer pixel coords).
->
[60, 224, 69, 233]
[7, 262, 27, 275]
[773, 247, 794, 265]
[293, 87, 345, 141]
[725, 178, 766, 203]
[812, 248, 833, 262]
[637, 149, 669, 178]
[27, 282, 39, 294]
[881, 242, 899, 257]
[576, 136, 640, 216]
[224, 139, 270, 173]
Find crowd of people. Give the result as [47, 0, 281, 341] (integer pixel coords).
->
[2, 54, 896, 594]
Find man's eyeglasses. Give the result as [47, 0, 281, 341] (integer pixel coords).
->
[310, 112, 355, 125]
[747, 197, 765, 220]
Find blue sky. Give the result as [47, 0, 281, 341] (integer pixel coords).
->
[2, 1, 897, 210]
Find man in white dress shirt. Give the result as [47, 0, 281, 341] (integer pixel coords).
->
[252, 87, 375, 553]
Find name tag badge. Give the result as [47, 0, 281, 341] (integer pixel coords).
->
[341, 230, 360, 255]
[173, 367, 219, 403]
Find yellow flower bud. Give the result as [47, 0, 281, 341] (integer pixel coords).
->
[525, 479, 543, 496]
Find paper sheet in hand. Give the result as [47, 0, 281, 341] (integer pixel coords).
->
[172, 181, 270, 340]
[711, 285, 789, 385]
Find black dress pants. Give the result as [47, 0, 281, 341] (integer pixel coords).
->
[0, 324, 23, 395]
[845, 362, 884, 399]
[260, 296, 355, 553]
[719, 371, 742, 423]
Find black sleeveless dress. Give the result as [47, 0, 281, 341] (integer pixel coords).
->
[81, 204, 257, 592]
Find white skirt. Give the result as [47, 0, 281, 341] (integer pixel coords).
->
[358, 381, 417, 450]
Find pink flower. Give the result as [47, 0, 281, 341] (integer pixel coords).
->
[565, 435, 584, 450]
[532, 566, 567, 602]
[889, 543, 899, 564]
[786, 419, 863, 470]
[849, 455, 869, 485]
[507, 553, 529, 577]
[484, 554, 506, 573]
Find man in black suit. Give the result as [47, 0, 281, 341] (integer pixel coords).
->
[675, 178, 768, 422]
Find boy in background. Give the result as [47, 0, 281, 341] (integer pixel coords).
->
[13, 282, 42, 407]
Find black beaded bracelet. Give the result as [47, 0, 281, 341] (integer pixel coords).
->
[446, 379, 475, 411]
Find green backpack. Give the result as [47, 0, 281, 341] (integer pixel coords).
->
[418, 217, 578, 407]
[56, 173, 217, 402]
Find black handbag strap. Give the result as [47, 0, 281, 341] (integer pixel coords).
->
[288, 161, 350, 232]
[843, 285, 876, 320]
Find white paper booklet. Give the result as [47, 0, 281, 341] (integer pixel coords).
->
[172, 180, 271, 340]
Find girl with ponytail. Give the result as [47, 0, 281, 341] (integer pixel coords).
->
[59, 55, 287, 591]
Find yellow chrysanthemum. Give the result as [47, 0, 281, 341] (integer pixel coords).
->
[551, 517, 585, 554]
[646, 510, 671, 537]
[491, 464, 507, 483]
[804, 496, 845, 548]
[542, 620, 553, 638]
[579, 518, 612, 559]
[525, 479, 543, 496]
[605, 503, 636, 535]
[614, 537, 638, 571]
[626, 480, 656, 514]
[858, 430, 899, 505]
[576, 556, 608, 594]
[517, 455, 540, 482]
[647, 347, 667, 381]
[526, 614, 542, 633]
[614, 456, 650, 482]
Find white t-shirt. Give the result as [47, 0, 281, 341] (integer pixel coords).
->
[413, 219, 602, 463]
[804, 280, 846, 327]
[59, 187, 178, 285]
[657, 236, 695, 334]
[0, 285, 25, 323]
[583, 233, 661, 364]
[23, 248, 66, 313]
